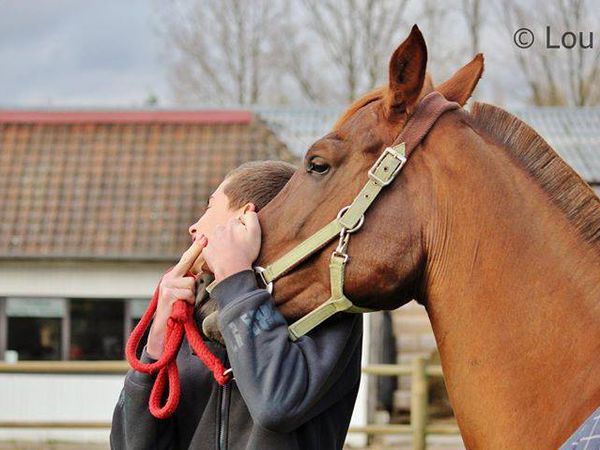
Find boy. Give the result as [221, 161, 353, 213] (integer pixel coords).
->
[110, 160, 364, 449]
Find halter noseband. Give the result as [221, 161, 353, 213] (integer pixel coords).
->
[207, 91, 459, 340]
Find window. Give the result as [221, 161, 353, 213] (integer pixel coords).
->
[129, 299, 151, 358]
[6, 298, 65, 361]
[70, 299, 124, 360]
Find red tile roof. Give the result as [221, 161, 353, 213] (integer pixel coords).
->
[0, 110, 298, 260]
[0, 110, 253, 125]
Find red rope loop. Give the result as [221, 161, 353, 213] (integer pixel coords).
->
[126, 267, 231, 419]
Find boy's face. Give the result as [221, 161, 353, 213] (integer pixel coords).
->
[188, 178, 248, 274]
[188, 179, 242, 242]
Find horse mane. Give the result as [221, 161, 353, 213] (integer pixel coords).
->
[469, 102, 600, 249]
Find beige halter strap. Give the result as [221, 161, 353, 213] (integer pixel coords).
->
[207, 91, 460, 340]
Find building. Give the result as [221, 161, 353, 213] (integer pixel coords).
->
[0, 109, 297, 363]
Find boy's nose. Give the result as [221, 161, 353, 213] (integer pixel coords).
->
[188, 224, 196, 237]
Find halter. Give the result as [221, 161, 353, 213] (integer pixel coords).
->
[207, 91, 459, 341]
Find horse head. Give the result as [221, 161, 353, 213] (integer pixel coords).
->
[256, 25, 484, 320]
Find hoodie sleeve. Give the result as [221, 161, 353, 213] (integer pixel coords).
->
[110, 345, 176, 450]
[210, 269, 363, 433]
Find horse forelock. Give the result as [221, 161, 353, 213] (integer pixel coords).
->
[332, 87, 386, 131]
[333, 74, 436, 132]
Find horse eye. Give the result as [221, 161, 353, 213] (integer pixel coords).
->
[306, 157, 330, 175]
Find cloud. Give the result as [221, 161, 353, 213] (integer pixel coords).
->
[0, 0, 169, 107]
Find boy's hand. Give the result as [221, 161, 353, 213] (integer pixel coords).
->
[203, 208, 261, 283]
[146, 235, 207, 359]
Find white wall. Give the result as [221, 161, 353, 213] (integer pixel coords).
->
[345, 311, 370, 447]
[0, 259, 166, 442]
[0, 260, 169, 298]
[0, 373, 124, 443]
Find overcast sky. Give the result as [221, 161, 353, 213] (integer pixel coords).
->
[0, 0, 574, 109]
[0, 1, 497, 109]
[0, 0, 169, 107]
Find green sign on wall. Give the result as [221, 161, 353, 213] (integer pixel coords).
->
[6, 297, 66, 318]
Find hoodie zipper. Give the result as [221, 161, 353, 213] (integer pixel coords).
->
[218, 379, 231, 450]
[218, 355, 231, 450]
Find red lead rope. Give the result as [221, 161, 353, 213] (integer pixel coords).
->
[126, 266, 231, 419]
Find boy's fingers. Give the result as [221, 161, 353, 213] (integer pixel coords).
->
[243, 211, 260, 236]
[223, 218, 244, 236]
[173, 235, 207, 276]
[171, 288, 196, 304]
[168, 276, 196, 290]
[201, 246, 214, 273]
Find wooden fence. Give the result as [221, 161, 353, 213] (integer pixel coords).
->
[0, 356, 461, 449]
[349, 356, 462, 450]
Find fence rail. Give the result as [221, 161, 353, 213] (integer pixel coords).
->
[0, 357, 461, 449]
[0, 360, 129, 374]
[0, 361, 126, 431]
[349, 356, 462, 450]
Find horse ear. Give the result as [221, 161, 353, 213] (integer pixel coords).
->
[436, 53, 484, 106]
[386, 24, 428, 117]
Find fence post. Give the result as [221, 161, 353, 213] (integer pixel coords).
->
[411, 356, 428, 450]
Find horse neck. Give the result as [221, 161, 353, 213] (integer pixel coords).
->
[419, 120, 600, 448]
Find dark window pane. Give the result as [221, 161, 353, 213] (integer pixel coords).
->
[7, 317, 62, 361]
[131, 318, 151, 359]
[70, 299, 124, 360]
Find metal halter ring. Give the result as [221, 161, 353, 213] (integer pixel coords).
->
[223, 367, 235, 381]
[253, 265, 274, 294]
[336, 205, 365, 234]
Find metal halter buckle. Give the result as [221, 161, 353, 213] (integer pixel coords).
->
[253, 265, 273, 294]
[332, 251, 349, 264]
[335, 228, 348, 252]
[368, 146, 407, 186]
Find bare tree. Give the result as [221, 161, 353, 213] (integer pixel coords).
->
[415, 0, 469, 83]
[500, 0, 600, 106]
[295, 0, 411, 102]
[159, 0, 289, 105]
[555, 0, 600, 106]
[461, 0, 483, 55]
[158, 0, 600, 107]
[157, 0, 489, 105]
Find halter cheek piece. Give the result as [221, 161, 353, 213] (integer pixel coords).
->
[207, 92, 459, 341]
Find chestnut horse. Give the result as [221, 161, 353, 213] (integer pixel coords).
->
[256, 26, 600, 448]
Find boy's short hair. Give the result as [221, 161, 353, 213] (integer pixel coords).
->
[223, 160, 297, 211]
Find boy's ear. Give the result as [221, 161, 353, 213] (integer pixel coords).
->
[243, 203, 257, 214]
[237, 202, 257, 218]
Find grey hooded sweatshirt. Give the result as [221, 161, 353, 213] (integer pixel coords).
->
[110, 269, 363, 450]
